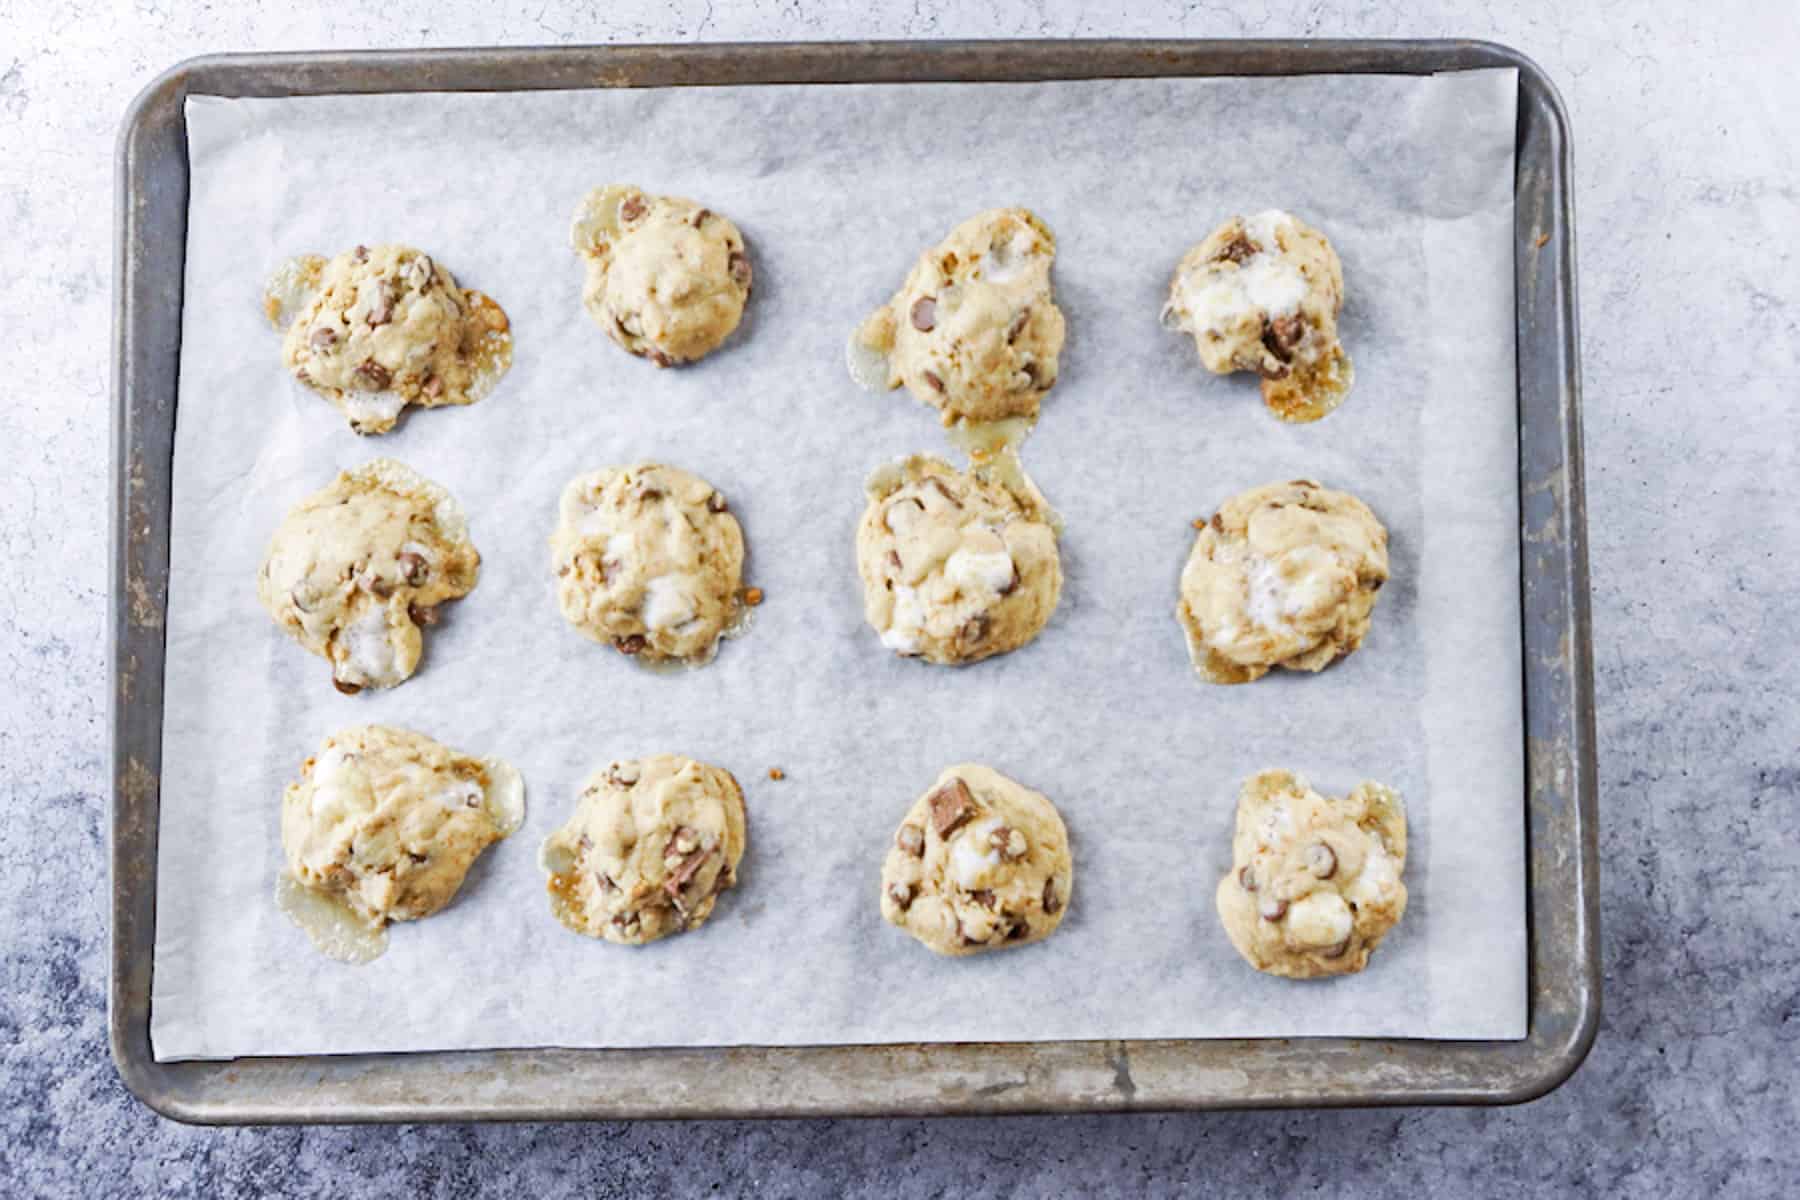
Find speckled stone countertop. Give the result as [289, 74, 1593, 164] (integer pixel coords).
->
[3, 2, 1793, 1195]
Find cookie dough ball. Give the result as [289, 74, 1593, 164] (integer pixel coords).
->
[281, 725, 524, 938]
[539, 755, 747, 946]
[852, 208, 1066, 425]
[856, 455, 1061, 665]
[1162, 210, 1352, 422]
[550, 463, 747, 664]
[570, 185, 753, 366]
[1215, 769, 1407, 978]
[273, 244, 512, 434]
[1177, 479, 1388, 684]
[258, 459, 481, 693]
[880, 765, 1073, 957]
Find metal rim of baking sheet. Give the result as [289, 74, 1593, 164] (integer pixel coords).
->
[109, 39, 1597, 1123]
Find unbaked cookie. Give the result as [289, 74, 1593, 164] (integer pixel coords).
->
[278, 724, 524, 963]
[539, 755, 747, 946]
[856, 454, 1061, 665]
[880, 765, 1072, 957]
[258, 459, 480, 693]
[268, 244, 512, 434]
[1162, 210, 1352, 422]
[1215, 769, 1407, 978]
[570, 185, 753, 366]
[1177, 479, 1388, 684]
[550, 463, 747, 664]
[851, 208, 1066, 425]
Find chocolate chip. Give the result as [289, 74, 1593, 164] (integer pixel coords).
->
[1042, 878, 1061, 915]
[1306, 843, 1338, 879]
[397, 551, 429, 586]
[620, 194, 647, 221]
[408, 602, 438, 627]
[1215, 234, 1258, 265]
[927, 777, 977, 837]
[1238, 865, 1258, 892]
[309, 326, 338, 351]
[353, 360, 391, 390]
[728, 251, 752, 290]
[332, 678, 362, 696]
[706, 492, 729, 513]
[353, 245, 369, 262]
[887, 881, 914, 911]
[989, 826, 1027, 861]
[691, 208, 711, 228]
[1259, 897, 1288, 922]
[615, 633, 648, 655]
[909, 296, 937, 332]
[896, 823, 925, 857]
[1210, 512, 1224, 532]
[922, 369, 946, 394]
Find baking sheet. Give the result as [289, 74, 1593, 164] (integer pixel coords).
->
[153, 69, 1524, 1061]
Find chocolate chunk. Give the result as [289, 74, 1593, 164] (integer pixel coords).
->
[1210, 512, 1224, 532]
[970, 889, 997, 909]
[620, 194, 647, 221]
[1215, 234, 1258, 265]
[353, 245, 369, 262]
[1306, 842, 1338, 879]
[691, 208, 711, 228]
[1321, 937, 1352, 959]
[706, 492, 729, 514]
[1238, 865, 1258, 892]
[1259, 896, 1289, 922]
[407, 602, 438, 628]
[996, 562, 1019, 597]
[958, 614, 990, 647]
[909, 296, 937, 332]
[922, 369, 946, 394]
[1005, 307, 1030, 344]
[397, 551, 429, 586]
[646, 348, 672, 368]
[895, 823, 925, 857]
[1042, 878, 1061, 915]
[728, 251, 753, 290]
[615, 633, 648, 655]
[332, 678, 362, 696]
[607, 762, 640, 787]
[663, 847, 712, 896]
[309, 326, 338, 351]
[887, 881, 914, 911]
[405, 254, 435, 291]
[353, 360, 391, 390]
[421, 373, 445, 399]
[366, 284, 396, 328]
[927, 777, 977, 837]
[920, 477, 962, 509]
[986, 826, 1023, 859]
[1262, 314, 1305, 360]
[885, 549, 902, 573]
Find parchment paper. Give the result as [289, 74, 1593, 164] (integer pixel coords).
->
[153, 70, 1525, 1061]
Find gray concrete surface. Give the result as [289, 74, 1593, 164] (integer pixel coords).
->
[2, 1, 1794, 1195]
